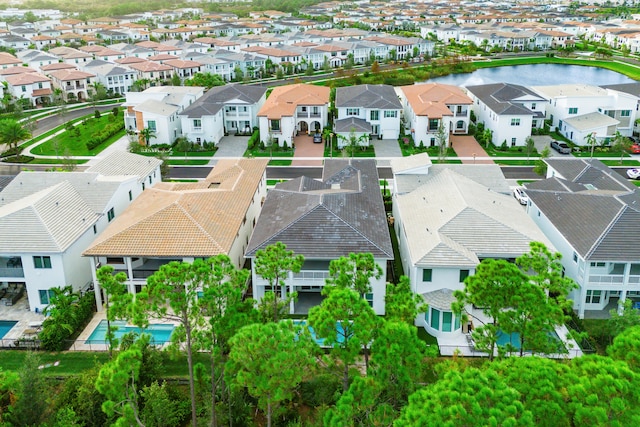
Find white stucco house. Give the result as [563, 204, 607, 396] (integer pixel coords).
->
[334, 84, 402, 145]
[246, 159, 393, 315]
[84, 159, 268, 311]
[466, 83, 547, 147]
[399, 83, 473, 148]
[178, 84, 267, 146]
[525, 158, 640, 319]
[391, 154, 553, 344]
[257, 83, 330, 147]
[0, 152, 162, 312]
[532, 84, 639, 144]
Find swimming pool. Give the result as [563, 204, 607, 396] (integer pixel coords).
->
[496, 329, 565, 352]
[0, 321, 17, 339]
[86, 320, 174, 345]
[293, 320, 347, 347]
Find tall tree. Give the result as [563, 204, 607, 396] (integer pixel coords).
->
[184, 72, 225, 89]
[525, 136, 536, 161]
[0, 118, 31, 151]
[325, 252, 382, 297]
[225, 321, 316, 427]
[611, 131, 631, 164]
[324, 377, 396, 427]
[608, 299, 640, 341]
[198, 255, 254, 427]
[95, 342, 144, 427]
[6, 352, 48, 427]
[385, 276, 425, 324]
[254, 242, 304, 322]
[533, 146, 550, 176]
[135, 259, 210, 427]
[608, 325, 640, 372]
[96, 265, 130, 357]
[308, 287, 380, 390]
[436, 123, 447, 162]
[395, 367, 534, 426]
[453, 259, 525, 360]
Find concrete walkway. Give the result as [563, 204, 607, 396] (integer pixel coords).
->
[451, 134, 494, 164]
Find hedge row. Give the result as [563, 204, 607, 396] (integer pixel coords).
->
[247, 128, 260, 149]
[39, 291, 96, 352]
[86, 121, 124, 150]
[0, 146, 21, 158]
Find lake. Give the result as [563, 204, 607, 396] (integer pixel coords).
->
[426, 64, 636, 87]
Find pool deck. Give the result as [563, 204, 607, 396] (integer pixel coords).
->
[436, 324, 583, 359]
[71, 311, 179, 351]
[0, 295, 45, 347]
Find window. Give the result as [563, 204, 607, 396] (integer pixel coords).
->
[531, 103, 536, 110]
[422, 268, 432, 282]
[586, 290, 602, 304]
[38, 82, 43, 89]
[442, 311, 453, 332]
[459, 269, 470, 282]
[193, 119, 201, 128]
[21, 85, 26, 92]
[511, 118, 521, 126]
[107, 207, 115, 222]
[142, 182, 145, 191]
[430, 308, 440, 329]
[384, 110, 397, 118]
[365, 293, 373, 307]
[590, 262, 606, 267]
[128, 190, 132, 201]
[621, 110, 631, 117]
[568, 107, 578, 114]
[93, 224, 97, 234]
[511, 138, 516, 146]
[33, 256, 52, 269]
[270, 119, 280, 131]
[428, 118, 439, 130]
[39, 289, 53, 305]
[573, 252, 578, 263]
[147, 120, 156, 131]
[370, 110, 379, 121]
[346, 108, 359, 116]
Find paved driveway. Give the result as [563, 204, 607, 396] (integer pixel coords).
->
[371, 138, 402, 166]
[209, 135, 249, 165]
[292, 134, 324, 166]
[450, 134, 493, 164]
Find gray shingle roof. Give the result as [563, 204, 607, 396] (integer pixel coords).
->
[246, 159, 393, 259]
[544, 158, 634, 192]
[335, 84, 402, 109]
[180, 84, 266, 118]
[335, 116, 371, 133]
[466, 83, 544, 116]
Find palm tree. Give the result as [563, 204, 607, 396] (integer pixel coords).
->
[139, 127, 157, 146]
[0, 118, 31, 151]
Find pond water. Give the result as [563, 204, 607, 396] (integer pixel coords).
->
[425, 64, 636, 87]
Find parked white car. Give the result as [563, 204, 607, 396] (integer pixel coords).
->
[627, 168, 640, 180]
[513, 187, 529, 205]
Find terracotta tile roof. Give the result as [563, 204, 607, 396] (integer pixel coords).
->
[0, 53, 22, 65]
[400, 83, 472, 118]
[258, 83, 330, 119]
[83, 158, 268, 257]
[41, 63, 77, 72]
[49, 69, 95, 81]
[128, 61, 173, 72]
[149, 53, 179, 61]
[115, 57, 147, 65]
[5, 73, 50, 85]
[164, 59, 202, 69]
[0, 66, 37, 75]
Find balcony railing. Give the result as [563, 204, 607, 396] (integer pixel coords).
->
[292, 270, 329, 283]
[0, 267, 24, 278]
[586, 274, 640, 285]
[455, 110, 468, 117]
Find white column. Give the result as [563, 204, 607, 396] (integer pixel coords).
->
[578, 284, 587, 319]
[126, 257, 135, 295]
[90, 257, 102, 311]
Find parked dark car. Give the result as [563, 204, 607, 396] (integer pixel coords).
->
[313, 133, 322, 143]
[550, 140, 571, 154]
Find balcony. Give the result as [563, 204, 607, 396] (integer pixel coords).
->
[0, 257, 24, 278]
[455, 109, 468, 117]
[587, 274, 640, 286]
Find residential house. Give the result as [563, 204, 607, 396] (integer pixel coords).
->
[390, 154, 553, 346]
[47, 69, 95, 101]
[399, 83, 473, 147]
[334, 84, 402, 146]
[532, 84, 639, 144]
[127, 60, 174, 87]
[0, 52, 23, 69]
[0, 35, 31, 50]
[16, 50, 59, 73]
[179, 84, 267, 145]
[3, 70, 52, 106]
[84, 158, 269, 310]
[466, 83, 546, 147]
[257, 83, 330, 147]
[124, 86, 205, 145]
[82, 61, 137, 95]
[0, 151, 161, 312]
[525, 158, 640, 318]
[246, 159, 393, 315]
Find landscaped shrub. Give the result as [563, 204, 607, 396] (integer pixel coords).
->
[247, 128, 260, 150]
[94, 109, 101, 119]
[86, 120, 124, 150]
[0, 146, 22, 158]
[2, 155, 33, 163]
[39, 288, 96, 351]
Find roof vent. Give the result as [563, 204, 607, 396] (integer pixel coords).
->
[208, 182, 221, 189]
[331, 183, 340, 190]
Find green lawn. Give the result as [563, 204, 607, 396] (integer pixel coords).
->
[29, 158, 89, 165]
[269, 160, 293, 166]
[35, 117, 126, 156]
[600, 159, 640, 166]
[244, 148, 294, 158]
[166, 159, 210, 166]
[494, 159, 537, 166]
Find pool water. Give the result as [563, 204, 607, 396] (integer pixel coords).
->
[0, 320, 17, 339]
[86, 320, 174, 345]
[293, 320, 347, 347]
[496, 329, 564, 352]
